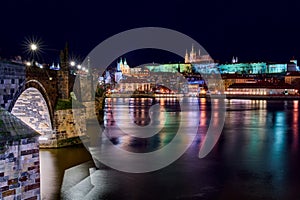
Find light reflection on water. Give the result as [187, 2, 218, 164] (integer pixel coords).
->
[40, 98, 300, 199]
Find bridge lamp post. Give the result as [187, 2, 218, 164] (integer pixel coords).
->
[30, 43, 38, 51]
[68, 61, 77, 75]
[25, 61, 31, 67]
[69, 63, 89, 75]
[70, 61, 76, 67]
[69, 61, 86, 75]
[28, 43, 39, 66]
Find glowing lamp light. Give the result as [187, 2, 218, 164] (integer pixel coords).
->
[30, 43, 38, 51]
[70, 61, 76, 67]
[77, 65, 82, 69]
[25, 61, 31, 66]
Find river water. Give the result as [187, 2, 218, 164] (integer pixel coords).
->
[40, 98, 300, 199]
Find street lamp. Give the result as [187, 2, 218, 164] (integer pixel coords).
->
[30, 43, 38, 64]
[25, 61, 31, 66]
[30, 43, 38, 51]
[70, 61, 76, 67]
[23, 36, 44, 66]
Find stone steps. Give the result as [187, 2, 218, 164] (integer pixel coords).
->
[61, 161, 96, 199]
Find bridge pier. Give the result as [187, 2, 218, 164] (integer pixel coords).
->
[39, 107, 87, 148]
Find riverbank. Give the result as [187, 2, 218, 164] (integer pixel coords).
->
[39, 136, 83, 149]
[107, 93, 300, 100]
[222, 94, 300, 100]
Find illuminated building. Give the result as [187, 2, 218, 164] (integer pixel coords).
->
[188, 84, 200, 96]
[145, 63, 191, 73]
[221, 74, 256, 84]
[118, 58, 130, 75]
[115, 76, 151, 93]
[285, 71, 300, 85]
[226, 82, 297, 95]
[117, 58, 149, 77]
[105, 55, 300, 96]
[184, 45, 214, 64]
[192, 63, 218, 74]
[218, 58, 299, 74]
[219, 62, 268, 74]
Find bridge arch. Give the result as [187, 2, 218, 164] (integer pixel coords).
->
[9, 80, 54, 135]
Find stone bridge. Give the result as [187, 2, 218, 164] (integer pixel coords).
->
[8, 65, 60, 133]
[0, 46, 94, 147]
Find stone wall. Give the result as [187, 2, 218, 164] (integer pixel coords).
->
[0, 138, 40, 200]
[54, 108, 86, 139]
[39, 108, 87, 148]
[0, 61, 25, 110]
[57, 70, 70, 100]
[0, 108, 40, 200]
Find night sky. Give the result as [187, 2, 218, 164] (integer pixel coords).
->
[1, 0, 300, 66]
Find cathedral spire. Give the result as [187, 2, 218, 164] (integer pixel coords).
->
[191, 44, 194, 54]
[117, 58, 121, 71]
[232, 56, 236, 63]
[185, 49, 189, 63]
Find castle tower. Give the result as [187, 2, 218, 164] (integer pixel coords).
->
[58, 43, 70, 99]
[123, 58, 130, 74]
